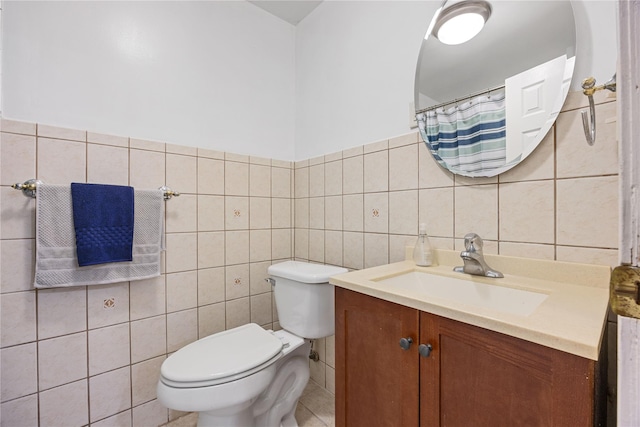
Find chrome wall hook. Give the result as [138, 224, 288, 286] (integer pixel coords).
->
[581, 73, 616, 145]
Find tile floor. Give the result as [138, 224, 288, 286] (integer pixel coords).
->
[163, 380, 335, 427]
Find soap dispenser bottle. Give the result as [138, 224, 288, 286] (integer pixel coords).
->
[413, 223, 432, 267]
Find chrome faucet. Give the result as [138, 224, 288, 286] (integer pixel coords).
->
[454, 233, 503, 278]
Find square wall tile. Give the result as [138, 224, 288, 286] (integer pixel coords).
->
[129, 138, 165, 152]
[454, 184, 498, 240]
[89, 367, 131, 423]
[499, 242, 555, 260]
[131, 315, 167, 364]
[91, 410, 132, 427]
[249, 261, 271, 295]
[389, 144, 418, 191]
[272, 198, 291, 229]
[390, 132, 418, 149]
[166, 194, 197, 233]
[226, 196, 249, 230]
[309, 197, 325, 230]
[326, 335, 335, 368]
[364, 193, 388, 233]
[325, 160, 343, 196]
[499, 129, 554, 183]
[1, 187, 35, 239]
[250, 164, 271, 197]
[418, 188, 453, 238]
[166, 233, 197, 272]
[166, 154, 197, 194]
[38, 332, 87, 391]
[226, 297, 250, 329]
[132, 356, 164, 406]
[499, 180, 554, 244]
[272, 229, 291, 260]
[556, 102, 618, 178]
[199, 302, 226, 338]
[0, 394, 38, 427]
[389, 190, 418, 235]
[37, 138, 86, 184]
[556, 246, 618, 267]
[250, 197, 272, 230]
[364, 233, 389, 268]
[1, 119, 37, 135]
[295, 167, 309, 199]
[389, 234, 415, 263]
[198, 158, 225, 195]
[87, 131, 128, 148]
[325, 231, 343, 267]
[343, 155, 364, 195]
[250, 229, 272, 262]
[418, 142, 454, 189]
[87, 282, 130, 329]
[308, 229, 325, 263]
[198, 231, 225, 269]
[0, 291, 36, 347]
[37, 124, 85, 142]
[557, 176, 618, 248]
[225, 231, 250, 265]
[167, 309, 198, 353]
[1, 343, 37, 402]
[295, 198, 309, 228]
[1, 239, 35, 293]
[130, 275, 165, 321]
[1, 133, 36, 186]
[130, 149, 165, 190]
[343, 194, 364, 232]
[225, 161, 249, 196]
[132, 399, 168, 427]
[309, 164, 325, 197]
[272, 167, 291, 198]
[226, 263, 250, 300]
[38, 287, 87, 339]
[325, 196, 343, 231]
[250, 292, 273, 326]
[198, 195, 225, 231]
[89, 323, 130, 376]
[166, 271, 198, 313]
[295, 228, 309, 260]
[39, 380, 88, 427]
[343, 232, 364, 270]
[87, 144, 129, 185]
[166, 143, 197, 156]
[364, 151, 388, 193]
[198, 267, 225, 305]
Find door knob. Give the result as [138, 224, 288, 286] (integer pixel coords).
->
[399, 337, 413, 350]
[419, 343, 433, 358]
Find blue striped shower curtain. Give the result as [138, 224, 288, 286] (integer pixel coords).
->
[416, 92, 506, 174]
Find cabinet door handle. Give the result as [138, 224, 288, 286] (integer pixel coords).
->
[419, 343, 433, 358]
[399, 337, 413, 350]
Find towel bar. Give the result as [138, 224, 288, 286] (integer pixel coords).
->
[11, 179, 180, 200]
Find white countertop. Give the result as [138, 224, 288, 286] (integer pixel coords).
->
[330, 249, 611, 361]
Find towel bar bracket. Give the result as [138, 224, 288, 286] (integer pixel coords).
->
[11, 179, 41, 198]
[581, 73, 616, 145]
[11, 179, 180, 201]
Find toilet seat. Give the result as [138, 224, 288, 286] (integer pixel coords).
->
[160, 323, 283, 388]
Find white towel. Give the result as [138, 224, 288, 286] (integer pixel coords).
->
[34, 184, 164, 288]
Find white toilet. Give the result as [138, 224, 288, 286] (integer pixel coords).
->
[157, 261, 348, 427]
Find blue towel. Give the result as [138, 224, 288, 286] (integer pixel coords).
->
[71, 183, 135, 267]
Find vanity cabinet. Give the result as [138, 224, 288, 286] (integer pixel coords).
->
[335, 288, 602, 427]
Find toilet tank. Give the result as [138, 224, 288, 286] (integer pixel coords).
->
[268, 261, 348, 339]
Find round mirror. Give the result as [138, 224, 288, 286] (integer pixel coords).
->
[414, 0, 576, 177]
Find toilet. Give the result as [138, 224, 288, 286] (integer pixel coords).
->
[157, 261, 348, 427]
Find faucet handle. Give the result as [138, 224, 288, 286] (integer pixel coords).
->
[463, 233, 483, 253]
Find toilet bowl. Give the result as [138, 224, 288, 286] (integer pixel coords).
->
[157, 261, 348, 427]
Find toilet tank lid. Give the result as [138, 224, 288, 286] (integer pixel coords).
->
[268, 261, 348, 283]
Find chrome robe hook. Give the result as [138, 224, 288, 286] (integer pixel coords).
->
[581, 73, 616, 145]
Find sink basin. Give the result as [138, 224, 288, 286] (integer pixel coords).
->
[375, 271, 548, 316]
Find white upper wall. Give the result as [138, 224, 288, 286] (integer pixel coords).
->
[2, 1, 296, 159]
[1, 1, 618, 161]
[294, 0, 618, 160]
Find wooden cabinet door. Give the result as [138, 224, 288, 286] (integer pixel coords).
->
[335, 288, 420, 427]
[420, 313, 595, 427]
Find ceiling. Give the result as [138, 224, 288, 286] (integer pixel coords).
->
[247, 0, 323, 25]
